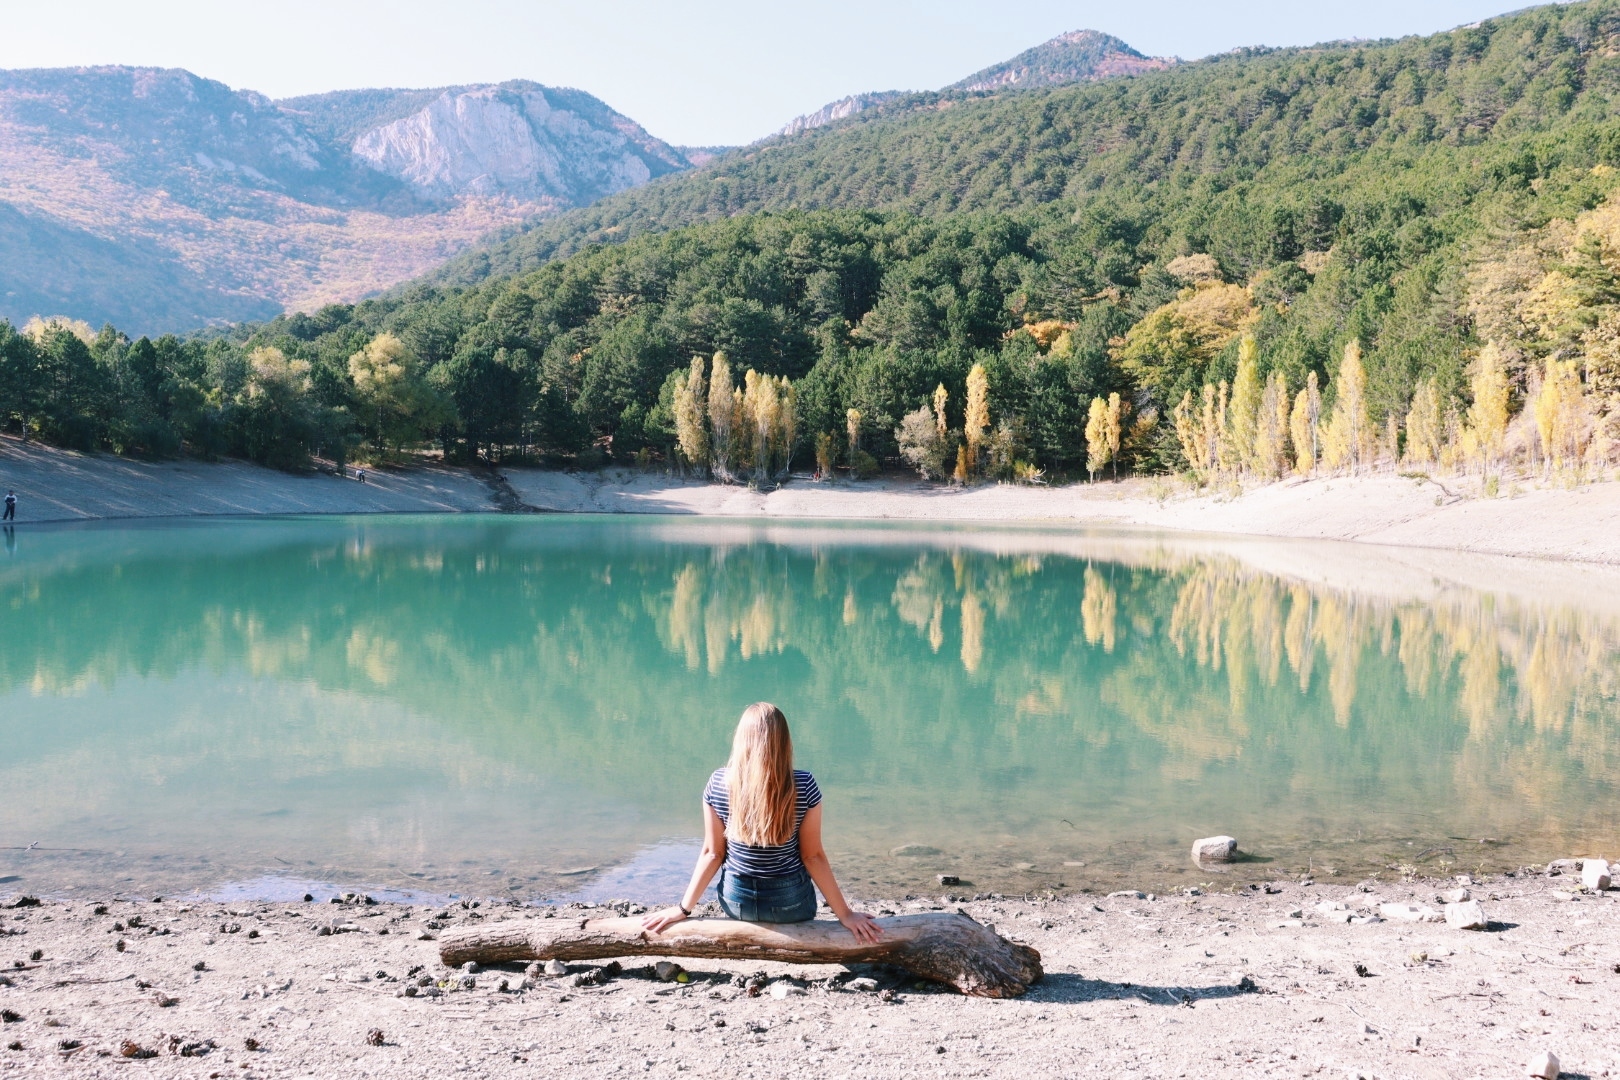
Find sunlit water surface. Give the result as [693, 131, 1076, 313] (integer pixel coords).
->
[0, 515, 1615, 903]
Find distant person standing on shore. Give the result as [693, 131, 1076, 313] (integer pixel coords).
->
[3, 490, 14, 521]
[642, 702, 882, 943]
[356, 467, 367, 484]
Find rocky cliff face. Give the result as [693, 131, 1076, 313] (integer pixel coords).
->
[349, 84, 688, 203]
[0, 69, 693, 330]
[777, 92, 904, 138]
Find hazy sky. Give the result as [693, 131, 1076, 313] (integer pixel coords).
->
[2, 1, 1524, 146]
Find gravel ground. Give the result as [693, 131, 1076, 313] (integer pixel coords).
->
[1, 870, 1615, 1079]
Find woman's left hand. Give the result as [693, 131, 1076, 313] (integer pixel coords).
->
[640, 906, 690, 934]
[838, 910, 884, 944]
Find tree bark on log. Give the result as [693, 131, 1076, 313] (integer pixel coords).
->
[439, 913, 1042, 998]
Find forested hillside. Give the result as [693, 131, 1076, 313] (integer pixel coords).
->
[4, 1, 1620, 486]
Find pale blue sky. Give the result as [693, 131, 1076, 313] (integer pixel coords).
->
[1, 0, 1534, 146]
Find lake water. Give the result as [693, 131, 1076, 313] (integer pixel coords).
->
[1, 515, 1616, 904]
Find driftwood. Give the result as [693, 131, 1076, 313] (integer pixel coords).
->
[439, 913, 1042, 998]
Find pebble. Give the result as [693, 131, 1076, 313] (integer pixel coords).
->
[1581, 859, 1610, 892]
[654, 961, 684, 983]
[1107, 891, 1146, 900]
[1527, 1049, 1560, 1079]
[1190, 836, 1238, 863]
[846, 977, 879, 992]
[768, 982, 804, 999]
[936, 875, 960, 886]
[1441, 888, 1472, 904]
[544, 960, 567, 976]
[1444, 899, 1488, 930]
[1379, 903, 1442, 924]
[1546, 860, 1579, 876]
[1283, 908, 1303, 919]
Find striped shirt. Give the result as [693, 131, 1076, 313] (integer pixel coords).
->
[703, 768, 822, 878]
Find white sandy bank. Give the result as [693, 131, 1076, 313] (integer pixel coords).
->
[3, 436, 1617, 565]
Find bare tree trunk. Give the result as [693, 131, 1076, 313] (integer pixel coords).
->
[439, 914, 1042, 998]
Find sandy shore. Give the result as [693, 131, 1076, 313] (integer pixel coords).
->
[0, 870, 1614, 1079]
[4, 437, 1620, 564]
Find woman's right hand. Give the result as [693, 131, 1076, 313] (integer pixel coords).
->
[640, 906, 690, 934]
[838, 909, 884, 945]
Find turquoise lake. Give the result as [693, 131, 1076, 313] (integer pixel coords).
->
[0, 516, 1615, 903]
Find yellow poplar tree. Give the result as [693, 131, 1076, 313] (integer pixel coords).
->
[1289, 371, 1322, 474]
[1321, 340, 1371, 473]
[1104, 392, 1123, 478]
[1085, 396, 1110, 481]
[673, 356, 709, 472]
[1254, 371, 1290, 478]
[707, 351, 735, 480]
[964, 363, 989, 477]
[932, 383, 949, 439]
[845, 408, 862, 470]
[1465, 343, 1510, 476]
[1404, 378, 1442, 466]
[1226, 336, 1262, 474]
[1534, 357, 1586, 474]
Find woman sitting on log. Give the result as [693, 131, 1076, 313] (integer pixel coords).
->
[641, 702, 883, 944]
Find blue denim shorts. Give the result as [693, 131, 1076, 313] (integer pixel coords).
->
[717, 866, 817, 923]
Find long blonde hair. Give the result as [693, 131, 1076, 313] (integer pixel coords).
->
[724, 702, 796, 846]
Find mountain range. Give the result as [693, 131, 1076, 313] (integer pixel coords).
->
[0, 30, 1170, 333]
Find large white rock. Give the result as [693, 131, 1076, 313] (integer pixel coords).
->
[1190, 836, 1238, 863]
[1581, 858, 1611, 892]
[1527, 1049, 1560, 1079]
[1445, 899, 1488, 930]
[1380, 903, 1443, 923]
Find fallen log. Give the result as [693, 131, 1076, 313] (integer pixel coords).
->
[439, 913, 1042, 998]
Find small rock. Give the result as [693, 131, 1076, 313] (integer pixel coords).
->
[1526, 1049, 1560, 1079]
[1546, 859, 1579, 876]
[1441, 888, 1472, 904]
[1190, 836, 1238, 863]
[1314, 900, 1347, 914]
[1270, 920, 1303, 929]
[1284, 908, 1303, 919]
[768, 982, 804, 1000]
[1581, 859, 1610, 892]
[654, 961, 685, 983]
[543, 959, 567, 977]
[936, 875, 960, 886]
[846, 977, 879, 992]
[1107, 890, 1146, 900]
[890, 845, 941, 857]
[1445, 899, 1488, 930]
[460, 961, 479, 974]
[1380, 903, 1442, 924]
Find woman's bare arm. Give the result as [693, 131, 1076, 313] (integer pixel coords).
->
[642, 803, 727, 933]
[798, 804, 883, 944]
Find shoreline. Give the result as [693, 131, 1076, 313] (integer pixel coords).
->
[3, 439, 1620, 566]
[0, 870, 1613, 1079]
